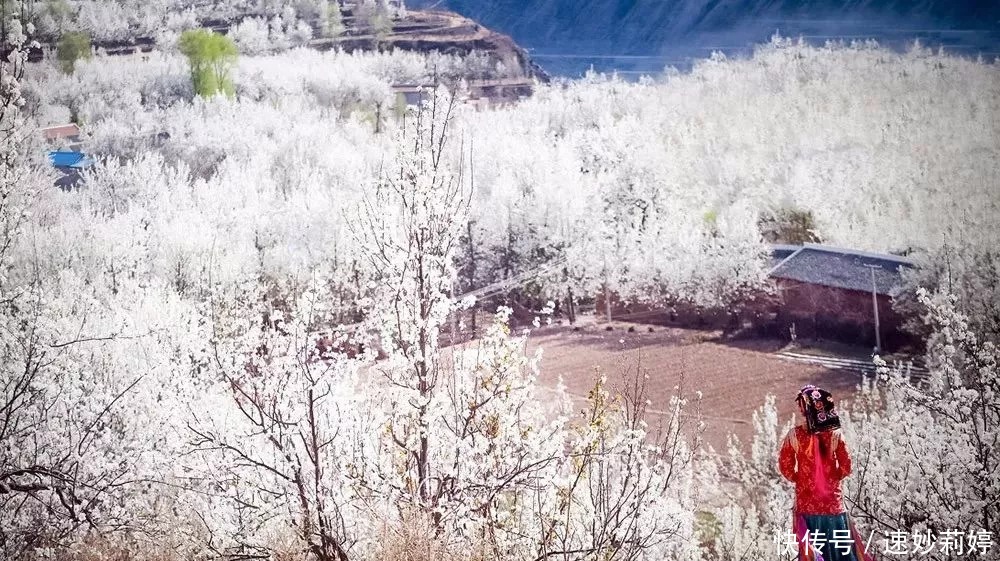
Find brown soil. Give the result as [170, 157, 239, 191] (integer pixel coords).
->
[522, 322, 867, 452]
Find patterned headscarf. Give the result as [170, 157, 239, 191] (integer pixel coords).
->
[796, 384, 841, 433]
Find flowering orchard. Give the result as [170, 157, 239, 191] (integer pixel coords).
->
[3, 13, 1000, 561]
[5, 38, 703, 558]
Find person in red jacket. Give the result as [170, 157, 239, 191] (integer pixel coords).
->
[778, 385, 871, 561]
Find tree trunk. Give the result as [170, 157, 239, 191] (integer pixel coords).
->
[567, 286, 575, 324]
[603, 283, 612, 322]
[467, 220, 477, 336]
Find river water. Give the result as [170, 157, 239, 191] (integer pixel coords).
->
[527, 24, 1000, 77]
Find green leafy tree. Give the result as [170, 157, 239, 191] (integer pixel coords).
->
[759, 207, 821, 245]
[371, 10, 391, 48]
[356, 0, 391, 49]
[178, 29, 238, 97]
[324, 0, 344, 38]
[42, 0, 71, 35]
[56, 31, 91, 74]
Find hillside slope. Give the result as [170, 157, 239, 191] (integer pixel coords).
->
[22, 6, 547, 84]
[328, 7, 549, 81]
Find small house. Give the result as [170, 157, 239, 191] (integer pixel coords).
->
[41, 123, 81, 143]
[41, 123, 83, 151]
[392, 85, 429, 107]
[768, 243, 915, 349]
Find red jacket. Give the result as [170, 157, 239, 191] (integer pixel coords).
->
[779, 425, 852, 515]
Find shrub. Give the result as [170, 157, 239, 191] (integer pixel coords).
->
[759, 207, 822, 245]
[56, 31, 92, 74]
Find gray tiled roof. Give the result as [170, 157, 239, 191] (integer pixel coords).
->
[769, 244, 914, 297]
[769, 244, 801, 270]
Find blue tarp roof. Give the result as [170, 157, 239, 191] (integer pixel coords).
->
[47, 151, 94, 169]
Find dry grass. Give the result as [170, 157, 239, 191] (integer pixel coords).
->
[372, 511, 486, 561]
[43, 522, 479, 561]
[46, 535, 185, 561]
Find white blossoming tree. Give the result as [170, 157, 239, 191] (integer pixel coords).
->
[179, 89, 703, 561]
[1, 23, 195, 558]
[843, 289, 999, 559]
